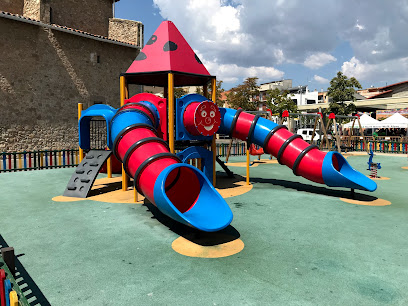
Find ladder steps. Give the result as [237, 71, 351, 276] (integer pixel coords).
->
[63, 150, 112, 198]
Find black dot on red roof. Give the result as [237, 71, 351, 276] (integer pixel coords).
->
[195, 54, 203, 64]
[146, 35, 157, 45]
[135, 52, 147, 61]
[163, 41, 178, 52]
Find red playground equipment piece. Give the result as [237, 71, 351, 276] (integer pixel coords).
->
[249, 144, 264, 156]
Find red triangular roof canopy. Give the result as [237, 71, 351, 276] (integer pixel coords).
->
[126, 21, 210, 77]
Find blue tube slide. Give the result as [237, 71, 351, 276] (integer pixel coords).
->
[80, 103, 233, 232]
[218, 108, 377, 192]
[154, 164, 233, 232]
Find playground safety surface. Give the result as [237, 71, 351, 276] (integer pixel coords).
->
[1, 154, 408, 305]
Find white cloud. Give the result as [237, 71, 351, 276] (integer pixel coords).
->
[341, 56, 408, 83]
[313, 75, 329, 84]
[152, 0, 408, 88]
[303, 53, 337, 69]
[355, 20, 365, 31]
[203, 59, 284, 85]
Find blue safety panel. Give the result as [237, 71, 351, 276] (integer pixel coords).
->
[153, 163, 233, 232]
[322, 151, 377, 191]
[176, 146, 213, 183]
[79, 104, 117, 150]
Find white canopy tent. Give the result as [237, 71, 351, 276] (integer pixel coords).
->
[343, 113, 380, 129]
[377, 113, 408, 128]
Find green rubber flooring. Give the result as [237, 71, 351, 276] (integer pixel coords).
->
[1, 154, 408, 305]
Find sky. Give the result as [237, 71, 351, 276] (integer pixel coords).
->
[115, 0, 408, 92]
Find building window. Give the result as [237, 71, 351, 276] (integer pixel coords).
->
[306, 99, 316, 104]
[90, 53, 100, 64]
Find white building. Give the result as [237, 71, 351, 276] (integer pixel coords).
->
[257, 80, 318, 109]
[287, 86, 319, 106]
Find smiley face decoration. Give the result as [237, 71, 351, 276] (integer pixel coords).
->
[183, 101, 221, 137]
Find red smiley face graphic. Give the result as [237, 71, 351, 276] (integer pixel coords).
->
[194, 101, 221, 136]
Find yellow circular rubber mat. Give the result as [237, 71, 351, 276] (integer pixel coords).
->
[172, 237, 244, 258]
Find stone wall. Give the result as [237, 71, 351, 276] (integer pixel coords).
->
[48, 0, 113, 36]
[0, 17, 139, 152]
[23, 0, 41, 20]
[109, 18, 143, 47]
[0, 0, 24, 15]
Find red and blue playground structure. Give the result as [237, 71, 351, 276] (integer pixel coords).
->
[64, 21, 377, 233]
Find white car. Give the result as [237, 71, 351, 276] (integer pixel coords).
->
[296, 128, 333, 141]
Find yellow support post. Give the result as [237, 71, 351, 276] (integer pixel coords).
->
[40, 152, 44, 168]
[246, 148, 250, 185]
[120, 76, 127, 107]
[211, 78, 217, 103]
[120, 76, 129, 190]
[122, 165, 128, 191]
[211, 77, 217, 186]
[9, 291, 18, 306]
[168, 73, 175, 153]
[197, 158, 202, 171]
[78, 103, 83, 163]
[107, 156, 112, 178]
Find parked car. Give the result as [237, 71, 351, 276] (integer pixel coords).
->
[296, 128, 332, 141]
[297, 128, 320, 141]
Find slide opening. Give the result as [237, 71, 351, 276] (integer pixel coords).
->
[164, 166, 201, 213]
[331, 152, 349, 173]
[332, 153, 340, 171]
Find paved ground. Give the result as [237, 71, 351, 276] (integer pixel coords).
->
[1, 154, 408, 305]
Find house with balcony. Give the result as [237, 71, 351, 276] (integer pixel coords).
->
[257, 79, 318, 110]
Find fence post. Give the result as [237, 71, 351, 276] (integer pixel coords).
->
[17, 153, 22, 170]
[13, 152, 17, 171]
[2, 153, 6, 171]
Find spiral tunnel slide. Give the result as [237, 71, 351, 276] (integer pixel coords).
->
[106, 98, 232, 232]
[217, 108, 377, 192]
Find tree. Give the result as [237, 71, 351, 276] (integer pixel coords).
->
[226, 77, 259, 111]
[174, 87, 188, 99]
[265, 88, 297, 116]
[195, 80, 225, 107]
[327, 71, 362, 116]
